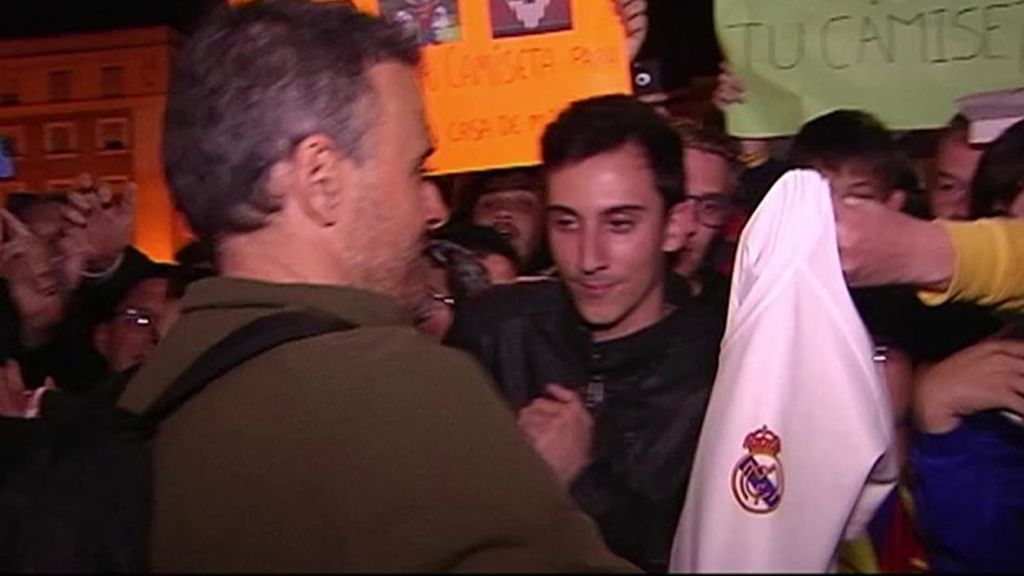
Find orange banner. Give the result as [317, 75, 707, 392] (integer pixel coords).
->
[231, 0, 632, 174]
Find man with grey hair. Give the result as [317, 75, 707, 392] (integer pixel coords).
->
[119, 0, 631, 571]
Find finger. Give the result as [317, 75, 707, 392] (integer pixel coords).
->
[989, 340, 1024, 359]
[1, 240, 28, 263]
[544, 384, 581, 404]
[622, 0, 646, 19]
[61, 205, 88, 227]
[998, 389, 1024, 419]
[519, 400, 559, 419]
[86, 191, 104, 215]
[76, 172, 95, 191]
[1002, 357, 1024, 382]
[530, 398, 569, 416]
[626, 14, 648, 34]
[4, 361, 25, 395]
[67, 190, 92, 213]
[0, 208, 31, 238]
[97, 182, 113, 206]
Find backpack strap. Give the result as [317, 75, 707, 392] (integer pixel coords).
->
[140, 310, 354, 430]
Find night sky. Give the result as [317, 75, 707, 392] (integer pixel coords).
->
[0, 0, 720, 90]
[0, 0, 224, 38]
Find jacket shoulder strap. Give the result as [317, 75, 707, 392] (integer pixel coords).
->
[141, 310, 354, 428]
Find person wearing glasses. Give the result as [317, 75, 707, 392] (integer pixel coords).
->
[670, 120, 741, 309]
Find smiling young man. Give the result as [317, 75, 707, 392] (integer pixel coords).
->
[447, 95, 726, 573]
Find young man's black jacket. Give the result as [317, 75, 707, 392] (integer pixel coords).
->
[446, 279, 725, 573]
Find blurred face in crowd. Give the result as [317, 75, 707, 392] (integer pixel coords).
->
[675, 147, 736, 278]
[820, 161, 905, 211]
[472, 189, 544, 265]
[547, 143, 688, 342]
[94, 278, 172, 373]
[928, 132, 983, 220]
[412, 245, 515, 341]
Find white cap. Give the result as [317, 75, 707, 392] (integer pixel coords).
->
[957, 88, 1024, 145]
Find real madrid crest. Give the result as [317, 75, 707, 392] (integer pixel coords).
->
[731, 425, 784, 514]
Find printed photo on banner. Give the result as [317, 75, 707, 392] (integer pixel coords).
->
[489, 0, 572, 39]
[379, 0, 462, 46]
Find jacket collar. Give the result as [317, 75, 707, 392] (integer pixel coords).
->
[181, 277, 408, 328]
[552, 283, 684, 381]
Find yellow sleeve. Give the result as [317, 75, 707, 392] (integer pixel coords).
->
[918, 219, 1024, 313]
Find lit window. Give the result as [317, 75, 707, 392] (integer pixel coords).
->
[44, 122, 78, 156]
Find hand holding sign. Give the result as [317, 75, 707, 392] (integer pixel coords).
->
[613, 0, 648, 62]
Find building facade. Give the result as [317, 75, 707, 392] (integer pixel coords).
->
[0, 27, 185, 261]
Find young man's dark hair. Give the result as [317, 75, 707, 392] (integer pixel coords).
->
[542, 93, 686, 208]
[789, 109, 909, 195]
[163, 0, 419, 243]
[970, 118, 1024, 218]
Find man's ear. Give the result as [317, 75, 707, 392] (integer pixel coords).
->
[886, 189, 907, 212]
[662, 200, 692, 253]
[92, 323, 111, 359]
[290, 134, 356, 228]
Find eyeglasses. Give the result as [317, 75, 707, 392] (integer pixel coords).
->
[682, 192, 735, 228]
[116, 307, 156, 329]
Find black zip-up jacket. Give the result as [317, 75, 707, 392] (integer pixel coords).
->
[447, 279, 725, 573]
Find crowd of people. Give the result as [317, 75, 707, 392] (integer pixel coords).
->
[1, 0, 1023, 572]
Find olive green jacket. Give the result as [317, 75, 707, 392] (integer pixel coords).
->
[119, 278, 634, 573]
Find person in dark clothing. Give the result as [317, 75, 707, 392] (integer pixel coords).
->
[447, 95, 724, 573]
[1, 185, 156, 393]
[0, 263, 206, 500]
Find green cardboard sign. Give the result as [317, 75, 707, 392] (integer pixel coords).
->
[716, 0, 1024, 137]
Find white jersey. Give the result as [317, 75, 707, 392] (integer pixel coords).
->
[670, 170, 897, 572]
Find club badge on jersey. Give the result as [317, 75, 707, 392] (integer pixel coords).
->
[731, 426, 784, 514]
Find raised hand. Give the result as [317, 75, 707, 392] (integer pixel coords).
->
[61, 174, 136, 278]
[613, 0, 649, 63]
[914, 340, 1024, 434]
[0, 360, 55, 418]
[834, 197, 954, 291]
[1, 208, 66, 344]
[517, 384, 594, 486]
[712, 62, 746, 110]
